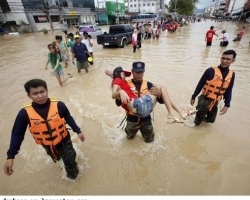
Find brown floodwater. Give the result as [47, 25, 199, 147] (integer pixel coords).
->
[0, 20, 250, 195]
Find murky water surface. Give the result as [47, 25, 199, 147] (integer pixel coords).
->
[0, 21, 250, 195]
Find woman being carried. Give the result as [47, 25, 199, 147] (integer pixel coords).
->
[106, 67, 196, 122]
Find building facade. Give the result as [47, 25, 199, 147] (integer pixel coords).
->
[127, 0, 161, 15]
[106, 1, 126, 24]
[0, 0, 96, 32]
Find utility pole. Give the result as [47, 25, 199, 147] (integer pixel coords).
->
[174, 0, 177, 20]
[41, 0, 54, 33]
[239, 0, 248, 22]
[57, 0, 64, 23]
[116, 0, 120, 24]
[230, 0, 236, 15]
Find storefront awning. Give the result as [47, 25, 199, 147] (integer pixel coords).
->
[232, 10, 242, 16]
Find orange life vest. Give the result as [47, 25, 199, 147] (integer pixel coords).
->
[126, 79, 149, 115]
[202, 67, 233, 101]
[24, 98, 68, 147]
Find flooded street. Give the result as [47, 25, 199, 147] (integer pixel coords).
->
[0, 20, 250, 195]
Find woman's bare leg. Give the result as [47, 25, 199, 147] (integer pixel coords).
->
[153, 84, 189, 119]
[55, 76, 63, 86]
[59, 74, 73, 84]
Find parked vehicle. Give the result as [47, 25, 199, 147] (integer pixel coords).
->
[218, 17, 223, 22]
[246, 17, 250, 23]
[96, 24, 134, 48]
[130, 13, 158, 24]
[79, 25, 104, 38]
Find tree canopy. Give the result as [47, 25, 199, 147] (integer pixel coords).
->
[169, 0, 199, 15]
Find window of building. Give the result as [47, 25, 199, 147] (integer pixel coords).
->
[33, 16, 48, 23]
[51, 16, 60, 22]
[143, 3, 145, 6]
[0, 0, 11, 13]
[33, 15, 60, 23]
[152, 3, 154, 6]
[147, 3, 150, 6]
[130, 0, 132, 2]
[134, 4, 136, 7]
[130, 4, 133, 7]
[134, 0, 136, 2]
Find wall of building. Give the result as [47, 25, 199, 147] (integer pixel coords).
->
[0, 0, 29, 24]
[127, 0, 160, 14]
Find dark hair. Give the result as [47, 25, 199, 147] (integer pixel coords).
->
[112, 71, 122, 80]
[47, 44, 58, 63]
[24, 79, 47, 94]
[210, 26, 214, 29]
[88, 35, 92, 39]
[55, 35, 62, 40]
[223, 50, 237, 59]
[68, 33, 73, 37]
[76, 31, 80, 35]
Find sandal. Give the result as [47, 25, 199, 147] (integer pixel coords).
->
[168, 118, 184, 124]
[183, 109, 197, 120]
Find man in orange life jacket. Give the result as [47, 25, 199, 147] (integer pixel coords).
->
[112, 62, 163, 143]
[4, 79, 85, 179]
[190, 50, 236, 126]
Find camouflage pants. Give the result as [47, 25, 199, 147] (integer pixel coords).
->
[194, 95, 218, 126]
[125, 120, 154, 143]
[43, 138, 78, 179]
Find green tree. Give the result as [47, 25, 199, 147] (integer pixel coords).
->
[169, 0, 199, 15]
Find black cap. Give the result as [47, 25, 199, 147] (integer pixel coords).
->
[132, 61, 145, 72]
[113, 67, 131, 77]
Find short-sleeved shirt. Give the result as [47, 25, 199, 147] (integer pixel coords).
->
[81, 38, 93, 52]
[60, 41, 67, 51]
[69, 39, 75, 49]
[206, 30, 216, 42]
[223, 33, 229, 41]
[112, 78, 138, 100]
[72, 42, 88, 62]
[48, 53, 63, 71]
[239, 29, 245, 38]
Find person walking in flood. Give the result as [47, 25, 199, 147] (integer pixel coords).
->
[105, 62, 196, 143]
[81, 31, 94, 65]
[219, 30, 229, 47]
[108, 66, 195, 121]
[4, 79, 85, 179]
[45, 44, 73, 86]
[72, 34, 91, 73]
[233, 26, 245, 42]
[132, 29, 137, 53]
[205, 26, 218, 46]
[190, 50, 236, 126]
[55, 35, 70, 68]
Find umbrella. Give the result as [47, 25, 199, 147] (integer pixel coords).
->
[79, 27, 94, 33]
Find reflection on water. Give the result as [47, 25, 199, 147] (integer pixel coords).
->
[0, 21, 250, 195]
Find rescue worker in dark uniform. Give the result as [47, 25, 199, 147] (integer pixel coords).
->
[190, 50, 236, 126]
[4, 79, 85, 179]
[111, 62, 163, 143]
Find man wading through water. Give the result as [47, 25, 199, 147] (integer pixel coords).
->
[4, 79, 85, 179]
[190, 50, 236, 126]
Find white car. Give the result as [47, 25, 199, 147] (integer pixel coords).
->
[79, 25, 104, 38]
[246, 17, 250, 23]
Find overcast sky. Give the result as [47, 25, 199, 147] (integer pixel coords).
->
[165, 0, 214, 9]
